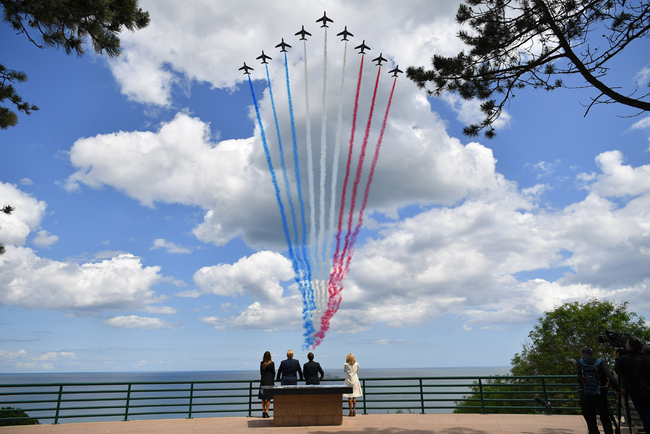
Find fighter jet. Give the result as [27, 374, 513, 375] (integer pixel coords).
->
[354, 40, 370, 54]
[372, 53, 387, 66]
[295, 25, 312, 41]
[256, 50, 272, 64]
[239, 62, 254, 75]
[275, 38, 292, 52]
[337, 26, 353, 41]
[388, 65, 403, 77]
[316, 11, 333, 28]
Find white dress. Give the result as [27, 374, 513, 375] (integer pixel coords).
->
[343, 362, 362, 398]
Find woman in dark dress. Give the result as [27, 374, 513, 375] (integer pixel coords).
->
[258, 351, 275, 418]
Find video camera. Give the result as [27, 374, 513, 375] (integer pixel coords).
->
[598, 330, 630, 350]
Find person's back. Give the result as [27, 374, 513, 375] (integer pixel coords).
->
[276, 350, 303, 385]
[577, 347, 618, 434]
[303, 352, 324, 385]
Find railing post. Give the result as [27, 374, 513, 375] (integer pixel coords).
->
[478, 378, 485, 414]
[53, 385, 63, 424]
[124, 384, 132, 421]
[248, 381, 253, 417]
[188, 383, 194, 419]
[362, 379, 367, 415]
[541, 377, 550, 415]
[419, 379, 425, 414]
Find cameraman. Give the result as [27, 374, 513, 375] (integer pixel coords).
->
[578, 347, 621, 434]
[615, 337, 650, 433]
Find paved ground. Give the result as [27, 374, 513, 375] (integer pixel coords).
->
[0, 414, 593, 433]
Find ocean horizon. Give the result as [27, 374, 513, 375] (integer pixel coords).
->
[0, 366, 511, 384]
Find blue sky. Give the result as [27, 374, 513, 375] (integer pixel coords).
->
[1, 0, 650, 373]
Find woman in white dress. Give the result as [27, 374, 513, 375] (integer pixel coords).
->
[343, 353, 362, 416]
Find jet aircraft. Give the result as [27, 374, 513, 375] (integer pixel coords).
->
[337, 26, 353, 41]
[372, 53, 387, 66]
[295, 25, 312, 40]
[275, 38, 292, 52]
[354, 40, 370, 54]
[388, 65, 403, 77]
[239, 62, 253, 75]
[316, 11, 333, 28]
[256, 50, 272, 64]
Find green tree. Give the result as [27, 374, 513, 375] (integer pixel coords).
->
[1, 0, 150, 129]
[455, 299, 650, 413]
[511, 299, 650, 376]
[0, 407, 39, 426]
[407, 0, 650, 138]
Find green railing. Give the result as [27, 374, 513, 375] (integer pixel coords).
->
[0, 375, 580, 425]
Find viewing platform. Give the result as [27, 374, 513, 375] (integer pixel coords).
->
[0, 413, 589, 433]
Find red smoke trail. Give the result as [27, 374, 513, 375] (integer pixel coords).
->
[343, 77, 397, 277]
[335, 66, 382, 285]
[314, 55, 364, 343]
[315, 64, 382, 344]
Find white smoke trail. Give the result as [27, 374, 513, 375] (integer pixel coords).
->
[326, 39, 347, 287]
[304, 38, 318, 339]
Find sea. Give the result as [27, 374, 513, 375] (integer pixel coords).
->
[0, 367, 510, 423]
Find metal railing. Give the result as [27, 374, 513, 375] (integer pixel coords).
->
[0, 375, 581, 425]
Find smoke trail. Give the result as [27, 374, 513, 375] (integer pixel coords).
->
[314, 39, 347, 343]
[283, 53, 316, 346]
[325, 39, 347, 302]
[312, 26, 329, 343]
[343, 76, 397, 277]
[303, 47, 317, 340]
[265, 64, 305, 282]
[247, 75, 306, 332]
[336, 66, 382, 289]
[314, 54, 364, 344]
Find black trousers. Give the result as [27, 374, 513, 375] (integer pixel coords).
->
[580, 390, 613, 434]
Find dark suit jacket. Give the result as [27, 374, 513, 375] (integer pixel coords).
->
[276, 358, 303, 382]
[303, 360, 324, 385]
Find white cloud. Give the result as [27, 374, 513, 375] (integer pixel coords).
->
[150, 238, 192, 254]
[0, 248, 164, 310]
[0, 349, 75, 370]
[193, 251, 294, 302]
[33, 230, 59, 247]
[109, 0, 465, 106]
[0, 182, 48, 247]
[141, 305, 179, 315]
[105, 315, 178, 329]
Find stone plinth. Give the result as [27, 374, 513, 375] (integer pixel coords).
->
[261, 385, 353, 427]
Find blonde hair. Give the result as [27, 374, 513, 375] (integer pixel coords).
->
[346, 353, 356, 365]
[287, 350, 294, 359]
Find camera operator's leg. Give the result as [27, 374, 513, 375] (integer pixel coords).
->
[629, 396, 650, 433]
[596, 392, 615, 434]
[581, 391, 602, 434]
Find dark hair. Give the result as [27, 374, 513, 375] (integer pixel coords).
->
[308, 352, 314, 361]
[262, 351, 272, 368]
[628, 337, 643, 352]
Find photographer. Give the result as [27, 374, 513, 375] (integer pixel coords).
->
[578, 347, 621, 434]
[615, 337, 650, 433]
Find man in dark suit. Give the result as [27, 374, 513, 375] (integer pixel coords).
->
[276, 350, 303, 385]
[303, 352, 325, 385]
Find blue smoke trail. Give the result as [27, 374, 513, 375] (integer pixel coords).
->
[284, 52, 316, 347]
[265, 64, 307, 284]
[248, 74, 314, 343]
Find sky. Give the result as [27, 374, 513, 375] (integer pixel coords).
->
[1, 0, 650, 373]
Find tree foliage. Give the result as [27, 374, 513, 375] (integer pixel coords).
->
[511, 299, 650, 376]
[0, 204, 14, 255]
[455, 299, 650, 413]
[0, 407, 39, 426]
[0, 0, 150, 129]
[407, 0, 650, 138]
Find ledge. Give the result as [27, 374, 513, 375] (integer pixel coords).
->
[261, 385, 353, 397]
